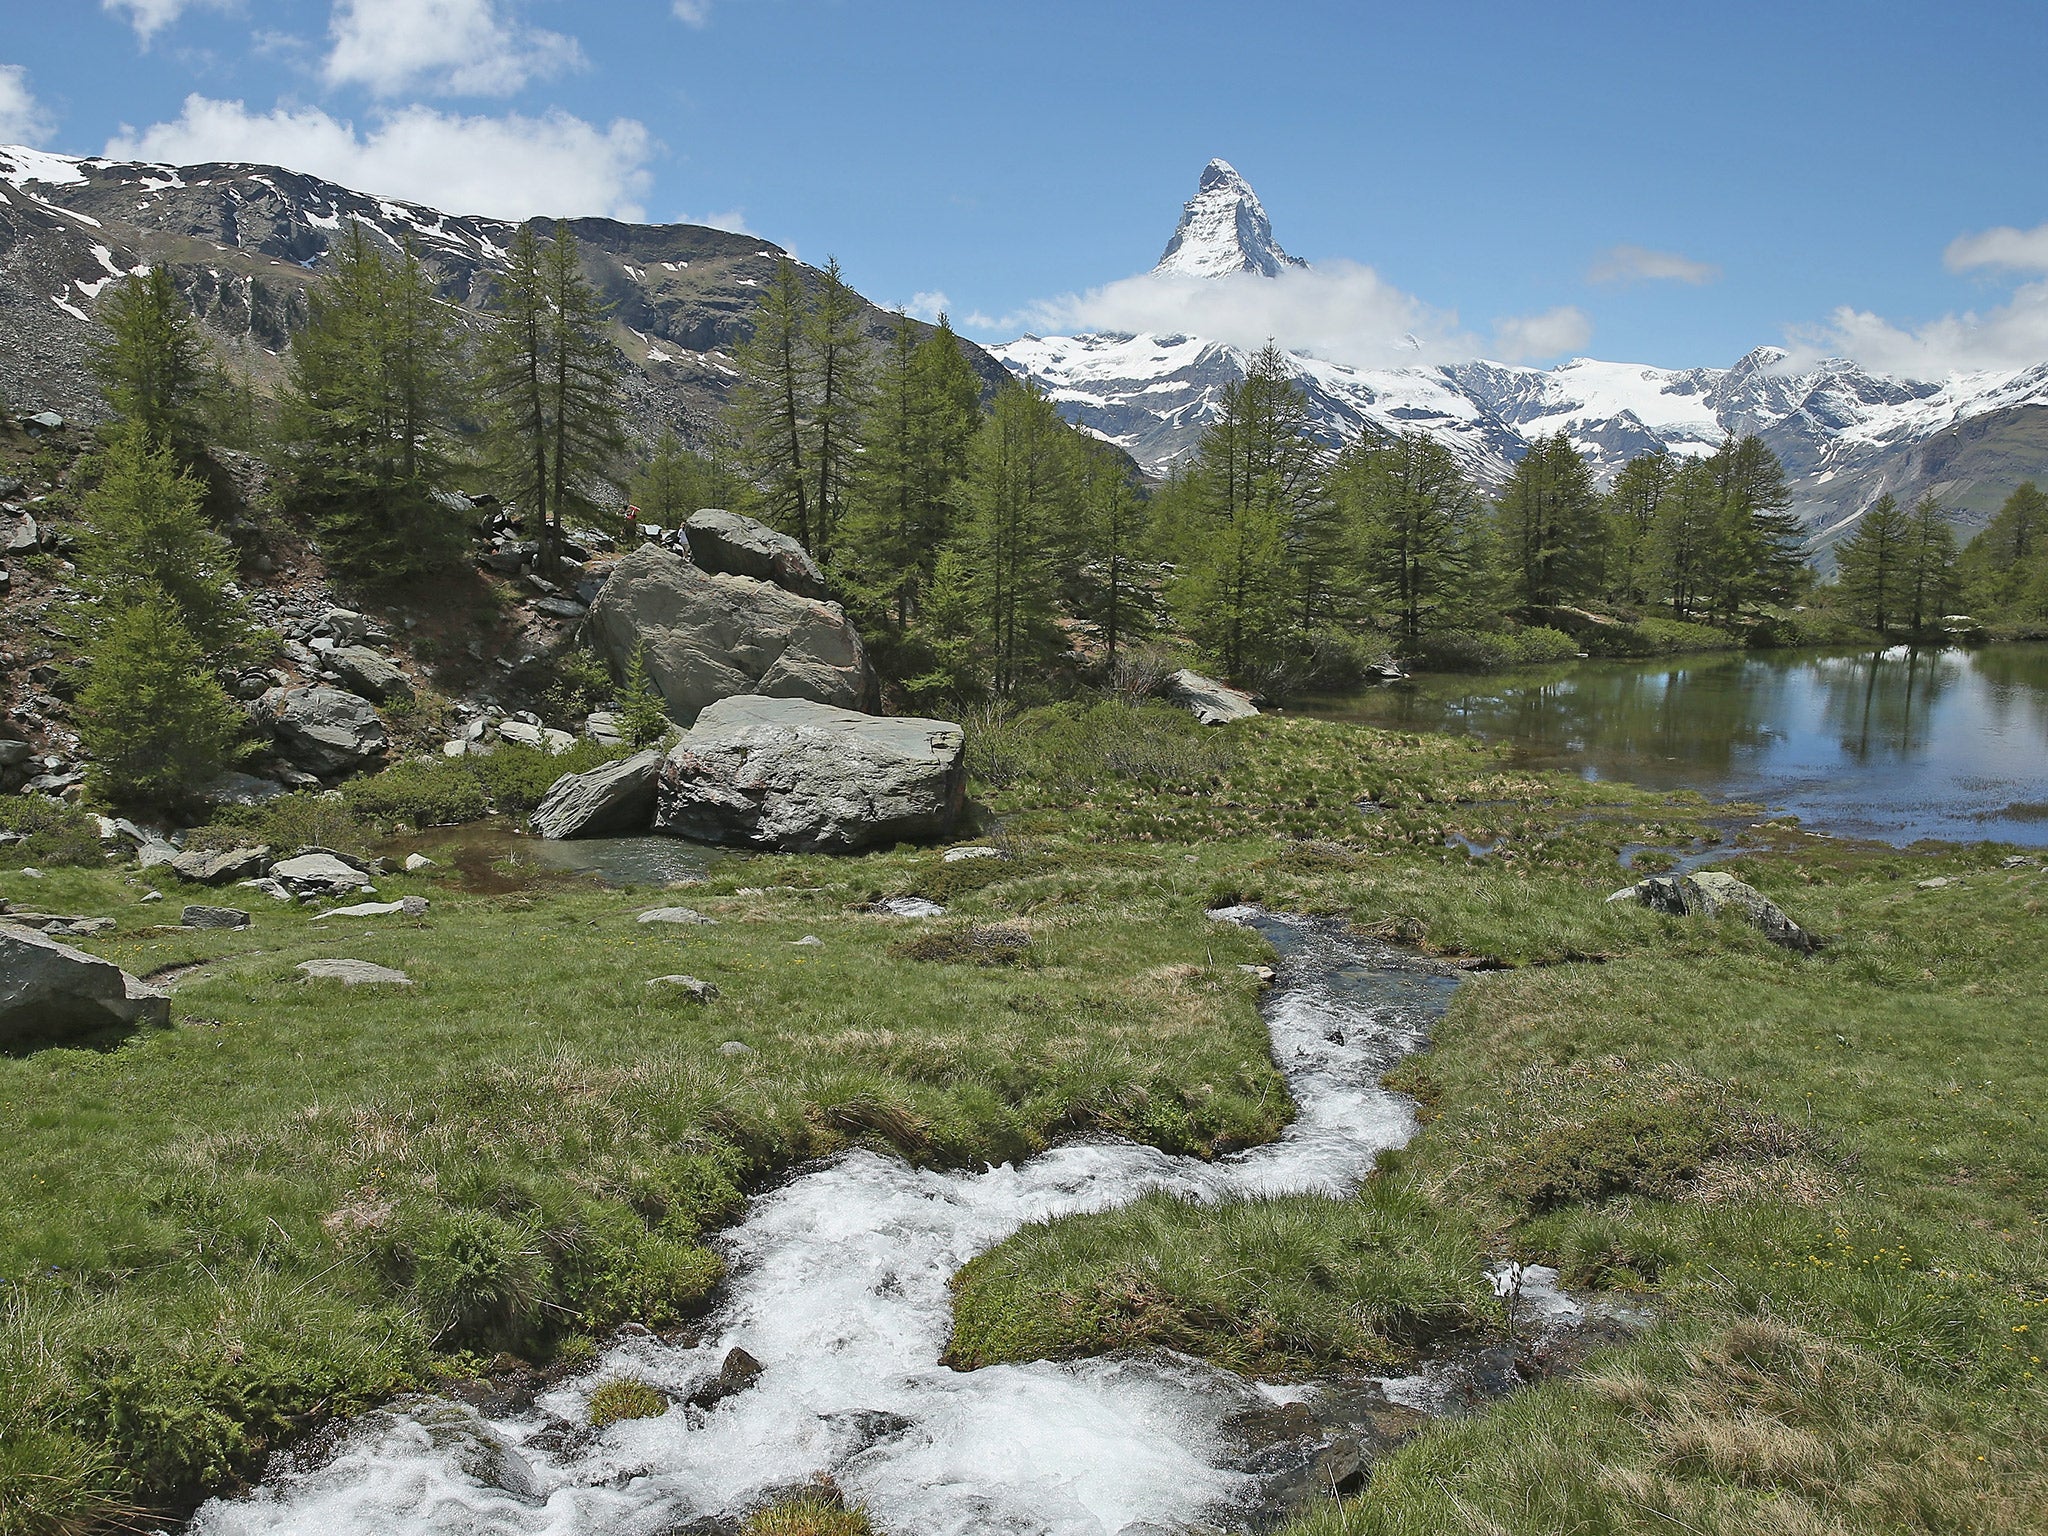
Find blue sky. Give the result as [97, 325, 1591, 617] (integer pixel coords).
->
[4, 0, 2047, 375]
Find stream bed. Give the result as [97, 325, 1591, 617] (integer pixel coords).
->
[184, 911, 1597, 1536]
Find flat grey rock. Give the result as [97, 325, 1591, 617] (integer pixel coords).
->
[872, 896, 946, 918]
[647, 974, 719, 1001]
[637, 906, 716, 925]
[404, 853, 436, 872]
[181, 905, 251, 929]
[298, 959, 412, 985]
[271, 852, 374, 894]
[1609, 870, 1814, 952]
[1165, 668, 1260, 726]
[0, 925, 168, 1046]
[328, 646, 412, 704]
[683, 509, 828, 598]
[655, 695, 966, 854]
[312, 896, 428, 920]
[169, 845, 270, 885]
[255, 686, 388, 776]
[943, 846, 1007, 862]
[529, 749, 662, 840]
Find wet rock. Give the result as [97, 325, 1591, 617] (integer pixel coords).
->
[529, 749, 662, 839]
[1165, 668, 1260, 726]
[588, 544, 872, 722]
[655, 695, 966, 854]
[0, 926, 169, 1047]
[298, 959, 412, 986]
[181, 905, 251, 929]
[1607, 870, 1814, 952]
[648, 974, 719, 1001]
[682, 509, 828, 598]
[687, 1346, 763, 1409]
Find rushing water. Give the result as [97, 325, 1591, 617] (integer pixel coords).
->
[1305, 643, 2048, 846]
[186, 912, 1531, 1536]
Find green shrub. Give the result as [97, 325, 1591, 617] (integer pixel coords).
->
[1414, 625, 1579, 672]
[1584, 617, 1737, 658]
[0, 798, 106, 869]
[1498, 1101, 1720, 1210]
[742, 1496, 875, 1536]
[471, 739, 623, 816]
[968, 700, 1235, 796]
[409, 1209, 553, 1351]
[587, 1375, 667, 1428]
[231, 791, 373, 858]
[340, 758, 493, 829]
[554, 1200, 724, 1331]
[74, 594, 246, 809]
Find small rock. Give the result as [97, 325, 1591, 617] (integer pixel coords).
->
[648, 975, 719, 1001]
[181, 905, 251, 929]
[1237, 963, 1277, 985]
[140, 890, 163, 903]
[637, 907, 716, 925]
[1915, 877, 1953, 890]
[298, 959, 412, 986]
[717, 1039, 754, 1055]
[942, 845, 1007, 862]
[792, 935, 822, 946]
[688, 1346, 764, 1408]
[404, 853, 436, 872]
[872, 896, 945, 918]
[18, 867, 42, 879]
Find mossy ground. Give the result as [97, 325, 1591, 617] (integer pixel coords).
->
[2, 705, 2044, 1532]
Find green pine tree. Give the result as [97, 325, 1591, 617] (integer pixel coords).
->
[1957, 481, 2048, 619]
[805, 256, 870, 565]
[75, 592, 245, 808]
[1072, 435, 1149, 673]
[731, 258, 814, 548]
[1901, 493, 1959, 632]
[1604, 451, 1675, 606]
[955, 384, 1075, 698]
[627, 430, 748, 530]
[1834, 492, 1912, 630]
[1495, 431, 1603, 612]
[78, 418, 248, 661]
[1646, 458, 1724, 619]
[92, 266, 210, 461]
[617, 642, 674, 747]
[1332, 431, 1480, 649]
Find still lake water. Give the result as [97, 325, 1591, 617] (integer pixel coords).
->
[1302, 643, 2048, 847]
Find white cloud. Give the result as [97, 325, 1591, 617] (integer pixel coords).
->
[0, 65, 53, 145]
[324, 0, 584, 96]
[102, 0, 236, 43]
[694, 207, 753, 235]
[107, 95, 654, 220]
[1792, 282, 2048, 377]
[1587, 244, 1721, 286]
[672, 0, 712, 26]
[1023, 260, 1482, 368]
[1944, 222, 2048, 275]
[1491, 306, 1594, 363]
[904, 290, 950, 322]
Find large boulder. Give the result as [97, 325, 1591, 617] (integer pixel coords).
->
[328, 646, 412, 704]
[1608, 870, 1815, 952]
[529, 750, 663, 839]
[654, 695, 965, 853]
[683, 510, 828, 599]
[1165, 669, 1260, 726]
[255, 686, 389, 776]
[588, 545, 872, 724]
[0, 925, 169, 1048]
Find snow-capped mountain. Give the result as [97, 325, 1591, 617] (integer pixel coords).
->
[991, 164, 2048, 539]
[0, 143, 1008, 446]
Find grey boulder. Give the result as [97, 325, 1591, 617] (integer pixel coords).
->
[655, 695, 966, 854]
[529, 750, 662, 839]
[271, 851, 375, 896]
[168, 845, 270, 884]
[1608, 870, 1815, 953]
[1164, 669, 1260, 726]
[328, 646, 413, 704]
[588, 545, 872, 724]
[298, 959, 412, 985]
[683, 509, 828, 599]
[181, 905, 251, 929]
[0, 926, 169, 1047]
[255, 686, 389, 776]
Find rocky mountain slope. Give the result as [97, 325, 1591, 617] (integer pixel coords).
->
[0, 143, 1009, 450]
[990, 160, 2048, 542]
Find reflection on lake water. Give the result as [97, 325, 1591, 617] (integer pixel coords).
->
[1303, 643, 2048, 846]
[394, 824, 723, 891]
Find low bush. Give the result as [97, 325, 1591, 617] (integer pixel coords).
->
[890, 923, 1035, 966]
[1747, 607, 1880, 649]
[0, 798, 106, 868]
[1583, 617, 1737, 658]
[968, 700, 1236, 795]
[587, 1375, 667, 1428]
[334, 739, 627, 832]
[1413, 625, 1579, 672]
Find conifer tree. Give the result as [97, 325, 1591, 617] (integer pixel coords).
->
[1332, 431, 1480, 649]
[904, 545, 987, 708]
[1495, 432, 1603, 611]
[617, 642, 673, 747]
[482, 223, 625, 568]
[1835, 492, 1911, 630]
[954, 384, 1074, 697]
[76, 592, 244, 807]
[285, 224, 467, 576]
[1072, 434, 1148, 672]
[805, 256, 870, 563]
[1646, 459, 1723, 619]
[1604, 450, 1675, 605]
[1958, 480, 2048, 618]
[731, 258, 813, 548]
[1704, 434, 1806, 620]
[1901, 493, 1959, 632]
[627, 430, 747, 529]
[93, 266, 210, 461]
[78, 419, 247, 660]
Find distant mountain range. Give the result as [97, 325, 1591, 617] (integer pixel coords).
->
[988, 159, 2048, 543]
[0, 143, 1008, 452]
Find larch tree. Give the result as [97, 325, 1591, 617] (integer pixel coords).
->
[954, 383, 1075, 698]
[1901, 493, 1959, 632]
[1333, 431, 1481, 650]
[731, 258, 813, 549]
[1495, 431, 1603, 611]
[1835, 492, 1912, 630]
[804, 256, 870, 564]
[92, 265, 211, 462]
[1604, 450, 1675, 606]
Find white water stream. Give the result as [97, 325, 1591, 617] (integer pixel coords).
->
[187, 910, 1534, 1536]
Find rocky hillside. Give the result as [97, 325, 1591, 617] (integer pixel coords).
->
[0, 143, 1010, 449]
[990, 160, 2048, 544]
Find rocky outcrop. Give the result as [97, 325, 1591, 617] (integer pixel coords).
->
[255, 686, 389, 776]
[0, 926, 169, 1048]
[683, 510, 828, 598]
[529, 750, 663, 839]
[327, 646, 412, 704]
[654, 695, 965, 853]
[1608, 870, 1815, 952]
[1165, 669, 1260, 726]
[587, 545, 872, 724]
[269, 851, 376, 897]
[168, 845, 270, 884]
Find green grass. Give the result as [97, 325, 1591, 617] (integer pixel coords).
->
[3, 700, 2044, 1531]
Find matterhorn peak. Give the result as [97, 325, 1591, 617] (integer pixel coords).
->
[1152, 158, 1307, 279]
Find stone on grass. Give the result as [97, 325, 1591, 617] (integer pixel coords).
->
[682, 509, 828, 598]
[647, 975, 719, 1001]
[312, 896, 428, 920]
[1164, 669, 1260, 726]
[529, 750, 662, 840]
[588, 544, 872, 722]
[271, 852, 375, 897]
[943, 845, 1007, 862]
[793, 935, 822, 946]
[168, 845, 270, 885]
[181, 905, 250, 929]
[637, 906, 716, 926]
[872, 896, 946, 918]
[1608, 870, 1814, 952]
[140, 890, 163, 903]
[717, 1039, 755, 1056]
[655, 695, 966, 854]
[404, 853, 436, 872]
[0, 926, 168, 1047]
[298, 959, 412, 986]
